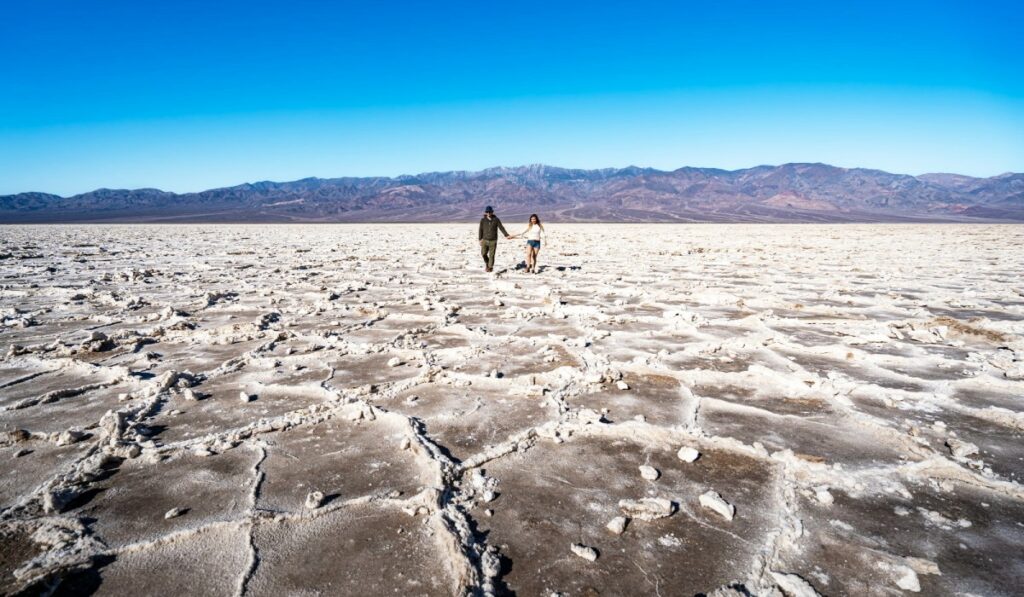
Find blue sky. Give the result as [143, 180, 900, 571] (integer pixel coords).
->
[1, 0, 1022, 195]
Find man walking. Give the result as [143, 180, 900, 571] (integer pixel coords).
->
[478, 205, 510, 272]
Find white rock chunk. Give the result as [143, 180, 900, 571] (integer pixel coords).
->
[570, 543, 598, 562]
[616, 380, 629, 390]
[639, 465, 660, 481]
[606, 516, 629, 535]
[56, 429, 87, 446]
[239, 391, 254, 402]
[771, 571, 823, 596]
[677, 446, 700, 463]
[699, 490, 735, 521]
[305, 491, 326, 509]
[706, 584, 752, 597]
[895, 566, 921, 592]
[164, 507, 187, 519]
[618, 498, 675, 520]
[814, 487, 834, 505]
[98, 410, 126, 445]
[945, 438, 979, 459]
[156, 370, 180, 391]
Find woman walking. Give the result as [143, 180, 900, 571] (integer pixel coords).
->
[512, 213, 545, 273]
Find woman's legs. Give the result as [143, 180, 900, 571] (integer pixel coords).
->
[524, 244, 532, 271]
[530, 245, 540, 272]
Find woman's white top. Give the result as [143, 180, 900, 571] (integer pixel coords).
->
[523, 225, 543, 241]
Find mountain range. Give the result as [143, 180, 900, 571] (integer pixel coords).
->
[2, 163, 1023, 223]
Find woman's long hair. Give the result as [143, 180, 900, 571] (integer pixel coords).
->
[529, 213, 542, 229]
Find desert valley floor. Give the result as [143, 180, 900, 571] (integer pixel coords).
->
[1, 223, 1022, 596]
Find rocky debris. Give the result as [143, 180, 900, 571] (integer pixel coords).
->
[988, 347, 1023, 380]
[203, 290, 236, 307]
[402, 504, 429, 517]
[387, 357, 403, 367]
[699, 490, 735, 521]
[616, 380, 630, 390]
[945, 438, 979, 459]
[771, 571, 823, 597]
[895, 566, 922, 592]
[240, 391, 255, 403]
[111, 443, 141, 459]
[618, 498, 675, 521]
[901, 569, 925, 593]
[570, 543, 598, 562]
[814, 487, 834, 505]
[155, 370, 182, 391]
[606, 516, 629, 535]
[98, 410, 127, 445]
[56, 429, 88, 446]
[74, 452, 119, 483]
[891, 321, 952, 344]
[677, 446, 701, 463]
[79, 330, 113, 352]
[10, 517, 102, 591]
[705, 583, 754, 597]
[6, 344, 28, 357]
[305, 491, 326, 509]
[164, 507, 187, 519]
[468, 469, 501, 505]
[574, 408, 608, 425]
[1, 310, 39, 328]
[3, 428, 33, 446]
[43, 487, 81, 514]
[638, 465, 660, 481]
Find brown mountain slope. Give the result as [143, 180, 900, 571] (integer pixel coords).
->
[2, 163, 1022, 223]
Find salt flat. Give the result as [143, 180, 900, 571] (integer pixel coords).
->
[1, 223, 1023, 596]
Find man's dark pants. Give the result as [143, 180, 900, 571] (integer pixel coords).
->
[481, 239, 497, 269]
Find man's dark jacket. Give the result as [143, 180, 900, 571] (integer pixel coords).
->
[478, 216, 509, 241]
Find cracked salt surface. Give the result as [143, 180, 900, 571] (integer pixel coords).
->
[1, 223, 1023, 596]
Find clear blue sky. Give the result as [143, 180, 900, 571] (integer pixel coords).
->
[2, 0, 1022, 195]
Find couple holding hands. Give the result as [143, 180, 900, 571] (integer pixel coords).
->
[477, 205, 545, 274]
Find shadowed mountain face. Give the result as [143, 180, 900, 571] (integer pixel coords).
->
[2, 163, 1023, 223]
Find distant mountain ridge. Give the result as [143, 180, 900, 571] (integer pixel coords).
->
[2, 163, 1023, 223]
